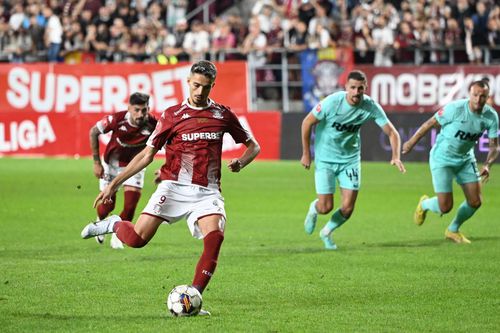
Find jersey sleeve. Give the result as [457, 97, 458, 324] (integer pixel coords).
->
[371, 101, 389, 127]
[311, 95, 335, 121]
[487, 108, 499, 139]
[96, 114, 116, 134]
[434, 104, 455, 126]
[147, 111, 173, 149]
[226, 109, 252, 144]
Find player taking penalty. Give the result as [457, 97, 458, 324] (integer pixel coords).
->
[81, 61, 260, 315]
[402, 80, 499, 243]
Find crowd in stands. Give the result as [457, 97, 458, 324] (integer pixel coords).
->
[0, 0, 499, 66]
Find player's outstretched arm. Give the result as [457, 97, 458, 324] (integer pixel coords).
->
[93, 146, 158, 207]
[381, 122, 406, 173]
[402, 116, 439, 154]
[480, 137, 499, 183]
[228, 138, 260, 172]
[300, 112, 319, 170]
[89, 125, 104, 178]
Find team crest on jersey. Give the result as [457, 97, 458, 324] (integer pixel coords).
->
[181, 113, 190, 119]
[119, 125, 127, 131]
[315, 104, 322, 113]
[212, 109, 223, 119]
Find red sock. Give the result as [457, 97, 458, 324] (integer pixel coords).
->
[97, 194, 116, 219]
[114, 221, 148, 248]
[119, 190, 141, 221]
[192, 230, 224, 293]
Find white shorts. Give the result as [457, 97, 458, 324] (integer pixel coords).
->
[99, 159, 146, 191]
[142, 180, 226, 239]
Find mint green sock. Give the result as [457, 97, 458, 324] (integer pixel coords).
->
[322, 209, 348, 235]
[421, 196, 442, 214]
[448, 201, 477, 232]
[308, 199, 318, 215]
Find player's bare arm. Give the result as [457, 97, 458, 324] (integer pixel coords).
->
[480, 137, 499, 183]
[94, 146, 158, 207]
[228, 138, 260, 172]
[301, 112, 319, 169]
[381, 122, 406, 173]
[89, 125, 103, 178]
[402, 116, 440, 154]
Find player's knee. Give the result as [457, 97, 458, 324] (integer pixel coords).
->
[316, 202, 333, 214]
[440, 204, 453, 214]
[467, 199, 481, 209]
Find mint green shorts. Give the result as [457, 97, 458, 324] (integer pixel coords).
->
[430, 159, 480, 193]
[314, 160, 360, 194]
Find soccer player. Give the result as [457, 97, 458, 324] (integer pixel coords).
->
[402, 80, 499, 244]
[90, 92, 157, 249]
[301, 70, 406, 250]
[81, 60, 260, 315]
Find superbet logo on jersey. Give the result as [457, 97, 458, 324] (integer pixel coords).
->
[181, 132, 222, 141]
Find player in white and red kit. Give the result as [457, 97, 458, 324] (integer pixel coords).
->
[81, 61, 260, 315]
[90, 92, 157, 249]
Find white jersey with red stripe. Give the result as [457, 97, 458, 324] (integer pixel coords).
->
[147, 99, 251, 190]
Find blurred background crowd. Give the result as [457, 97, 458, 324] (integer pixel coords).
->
[0, 0, 499, 66]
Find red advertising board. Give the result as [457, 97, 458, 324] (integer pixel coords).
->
[0, 62, 248, 114]
[0, 112, 281, 160]
[0, 62, 282, 160]
[357, 65, 500, 112]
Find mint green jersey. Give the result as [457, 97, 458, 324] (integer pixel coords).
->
[431, 99, 499, 166]
[312, 91, 389, 164]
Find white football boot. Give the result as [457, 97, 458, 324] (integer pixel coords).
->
[81, 215, 121, 239]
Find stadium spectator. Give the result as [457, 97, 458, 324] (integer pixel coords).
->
[211, 19, 237, 61]
[61, 21, 85, 63]
[88, 92, 157, 249]
[8, 3, 26, 32]
[286, 17, 308, 52]
[394, 21, 416, 63]
[242, 16, 268, 99]
[488, 13, 500, 61]
[402, 80, 499, 244]
[165, 0, 188, 29]
[43, 6, 63, 62]
[155, 26, 181, 64]
[353, 20, 374, 63]
[371, 15, 394, 66]
[172, 18, 190, 61]
[301, 70, 406, 250]
[426, 17, 446, 63]
[81, 61, 261, 314]
[183, 20, 210, 62]
[307, 21, 331, 49]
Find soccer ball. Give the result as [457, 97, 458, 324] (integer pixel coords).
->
[166, 285, 202, 317]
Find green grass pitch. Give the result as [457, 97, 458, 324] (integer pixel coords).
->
[0, 158, 499, 332]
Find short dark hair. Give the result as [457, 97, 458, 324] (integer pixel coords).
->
[129, 92, 150, 105]
[347, 70, 367, 82]
[190, 60, 217, 80]
[470, 79, 489, 90]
